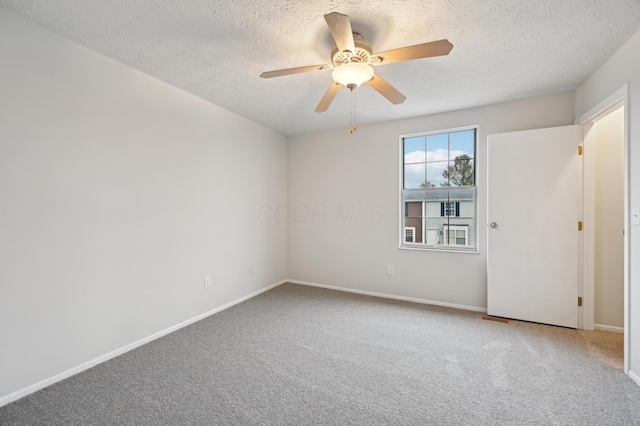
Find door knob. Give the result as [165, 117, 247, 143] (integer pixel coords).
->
[490, 222, 498, 229]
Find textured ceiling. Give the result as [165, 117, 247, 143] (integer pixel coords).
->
[2, 1, 640, 136]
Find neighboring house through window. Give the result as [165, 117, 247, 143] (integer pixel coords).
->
[400, 127, 477, 250]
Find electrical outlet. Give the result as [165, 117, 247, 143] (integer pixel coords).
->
[204, 276, 212, 289]
[387, 265, 394, 276]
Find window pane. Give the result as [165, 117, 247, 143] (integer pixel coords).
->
[450, 130, 475, 159]
[447, 188, 474, 209]
[404, 163, 426, 189]
[426, 160, 449, 187]
[426, 133, 448, 159]
[443, 158, 474, 187]
[402, 193, 425, 244]
[403, 189, 474, 246]
[404, 136, 426, 164]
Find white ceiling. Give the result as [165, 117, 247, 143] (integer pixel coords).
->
[2, 1, 640, 136]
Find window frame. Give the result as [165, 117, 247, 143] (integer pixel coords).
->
[398, 125, 479, 253]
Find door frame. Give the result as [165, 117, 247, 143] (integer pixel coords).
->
[576, 84, 630, 374]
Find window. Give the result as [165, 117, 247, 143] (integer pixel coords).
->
[443, 224, 468, 246]
[404, 227, 416, 243]
[400, 127, 477, 250]
[441, 201, 460, 217]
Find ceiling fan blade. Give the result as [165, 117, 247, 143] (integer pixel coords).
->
[315, 82, 343, 113]
[324, 12, 355, 54]
[260, 64, 329, 79]
[366, 74, 406, 104]
[373, 39, 453, 65]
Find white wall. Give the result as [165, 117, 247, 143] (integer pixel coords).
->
[288, 93, 574, 309]
[574, 28, 640, 382]
[594, 107, 625, 329]
[0, 10, 287, 402]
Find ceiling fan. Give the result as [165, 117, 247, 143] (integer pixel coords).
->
[260, 12, 453, 114]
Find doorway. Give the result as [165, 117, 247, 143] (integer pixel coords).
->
[578, 85, 629, 374]
[589, 106, 624, 333]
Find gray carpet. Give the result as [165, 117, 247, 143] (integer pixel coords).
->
[1, 283, 639, 425]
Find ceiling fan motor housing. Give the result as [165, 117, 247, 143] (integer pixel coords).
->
[331, 33, 373, 66]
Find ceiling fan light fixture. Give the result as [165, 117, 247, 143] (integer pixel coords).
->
[332, 62, 374, 88]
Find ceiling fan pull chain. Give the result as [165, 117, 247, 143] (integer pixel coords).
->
[350, 87, 353, 132]
[353, 87, 357, 132]
[350, 87, 357, 133]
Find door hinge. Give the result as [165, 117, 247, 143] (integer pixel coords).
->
[578, 146, 583, 155]
[578, 221, 583, 231]
[578, 297, 583, 307]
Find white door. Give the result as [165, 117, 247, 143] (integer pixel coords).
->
[487, 125, 581, 328]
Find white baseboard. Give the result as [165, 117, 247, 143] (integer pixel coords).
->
[594, 324, 624, 333]
[0, 280, 287, 408]
[288, 280, 487, 313]
[629, 370, 640, 387]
